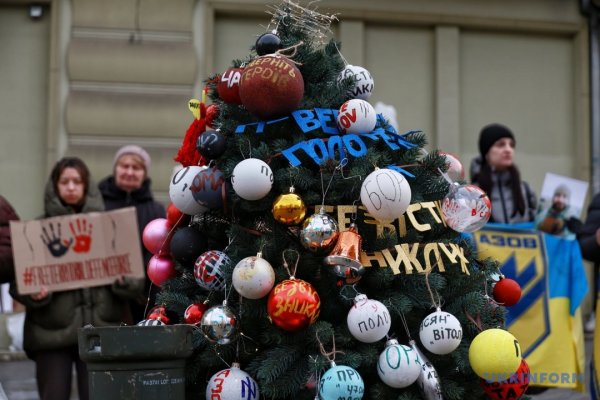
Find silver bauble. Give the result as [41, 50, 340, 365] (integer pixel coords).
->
[200, 303, 238, 345]
[409, 339, 444, 400]
[299, 208, 339, 253]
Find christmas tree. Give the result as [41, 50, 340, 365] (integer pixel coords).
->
[149, 2, 528, 399]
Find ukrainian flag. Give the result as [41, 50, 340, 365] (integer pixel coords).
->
[471, 223, 588, 391]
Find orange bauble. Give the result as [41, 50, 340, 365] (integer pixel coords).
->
[239, 55, 304, 119]
[217, 67, 243, 104]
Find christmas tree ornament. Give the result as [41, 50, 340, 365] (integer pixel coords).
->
[194, 250, 230, 292]
[147, 254, 177, 287]
[300, 208, 339, 253]
[480, 358, 529, 400]
[174, 97, 207, 167]
[337, 64, 374, 100]
[169, 226, 208, 267]
[360, 168, 412, 223]
[191, 166, 225, 209]
[231, 158, 273, 200]
[206, 363, 259, 400]
[267, 278, 321, 332]
[217, 67, 243, 104]
[136, 319, 165, 327]
[469, 328, 522, 379]
[419, 308, 463, 355]
[440, 152, 465, 182]
[376, 338, 422, 388]
[272, 186, 306, 225]
[206, 104, 219, 128]
[200, 301, 238, 344]
[337, 99, 377, 134]
[142, 218, 171, 255]
[323, 223, 365, 283]
[346, 294, 391, 343]
[319, 362, 364, 400]
[232, 252, 276, 300]
[492, 277, 522, 306]
[239, 55, 304, 119]
[166, 202, 190, 228]
[146, 305, 174, 324]
[441, 183, 491, 233]
[169, 166, 209, 216]
[409, 340, 443, 400]
[183, 302, 209, 325]
[196, 129, 227, 160]
[255, 31, 281, 56]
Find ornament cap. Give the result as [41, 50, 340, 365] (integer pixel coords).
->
[256, 251, 263, 258]
[385, 338, 399, 347]
[289, 186, 296, 193]
[231, 362, 241, 369]
[353, 294, 368, 304]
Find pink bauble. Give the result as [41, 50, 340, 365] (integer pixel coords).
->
[142, 218, 172, 255]
[147, 255, 177, 286]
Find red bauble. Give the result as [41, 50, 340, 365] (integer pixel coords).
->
[217, 68, 243, 104]
[147, 305, 170, 324]
[183, 302, 208, 325]
[206, 104, 219, 128]
[147, 255, 177, 287]
[142, 218, 171, 255]
[267, 279, 320, 332]
[239, 55, 304, 119]
[493, 278, 522, 306]
[480, 358, 530, 400]
[166, 203, 190, 228]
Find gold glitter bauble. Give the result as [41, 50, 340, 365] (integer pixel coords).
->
[272, 190, 306, 225]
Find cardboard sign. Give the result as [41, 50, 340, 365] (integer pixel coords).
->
[10, 207, 145, 295]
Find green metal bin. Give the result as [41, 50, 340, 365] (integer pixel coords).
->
[78, 324, 194, 400]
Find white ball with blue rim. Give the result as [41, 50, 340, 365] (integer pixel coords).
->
[319, 363, 364, 400]
[231, 158, 273, 201]
[377, 339, 422, 388]
[360, 168, 411, 223]
[347, 294, 391, 343]
[419, 309, 463, 355]
[206, 363, 259, 400]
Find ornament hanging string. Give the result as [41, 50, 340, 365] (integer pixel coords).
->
[282, 248, 300, 279]
[320, 160, 344, 208]
[333, 42, 349, 66]
[339, 284, 360, 301]
[464, 310, 484, 332]
[272, 42, 304, 64]
[424, 271, 442, 309]
[315, 330, 344, 363]
[397, 310, 413, 340]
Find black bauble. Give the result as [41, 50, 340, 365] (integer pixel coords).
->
[169, 226, 208, 267]
[196, 129, 226, 160]
[255, 32, 281, 56]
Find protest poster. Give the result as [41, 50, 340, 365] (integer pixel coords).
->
[10, 207, 144, 295]
[534, 173, 589, 239]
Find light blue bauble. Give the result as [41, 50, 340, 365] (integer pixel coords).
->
[319, 363, 364, 400]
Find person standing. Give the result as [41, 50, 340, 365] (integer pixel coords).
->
[98, 145, 166, 322]
[470, 123, 537, 224]
[10, 157, 143, 400]
[0, 196, 19, 284]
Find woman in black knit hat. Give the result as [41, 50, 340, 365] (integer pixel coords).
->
[470, 123, 537, 224]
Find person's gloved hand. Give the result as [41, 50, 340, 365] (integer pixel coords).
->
[566, 216, 583, 234]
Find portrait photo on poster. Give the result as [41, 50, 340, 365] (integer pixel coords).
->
[534, 172, 589, 239]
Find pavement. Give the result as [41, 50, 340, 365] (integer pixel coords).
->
[0, 336, 594, 400]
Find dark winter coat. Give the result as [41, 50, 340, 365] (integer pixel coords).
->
[98, 176, 166, 321]
[0, 196, 19, 284]
[577, 193, 600, 264]
[470, 157, 537, 224]
[10, 179, 143, 355]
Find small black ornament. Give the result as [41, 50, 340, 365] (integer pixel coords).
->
[196, 129, 226, 160]
[255, 32, 281, 56]
[169, 226, 208, 267]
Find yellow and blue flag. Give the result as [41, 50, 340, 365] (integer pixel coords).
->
[471, 223, 588, 391]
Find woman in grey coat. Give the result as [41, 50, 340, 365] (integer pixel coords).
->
[470, 123, 537, 224]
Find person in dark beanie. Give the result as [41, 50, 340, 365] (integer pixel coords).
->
[98, 145, 165, 323]
[0, 195, 19, 284]
[470, 123, 537, 224]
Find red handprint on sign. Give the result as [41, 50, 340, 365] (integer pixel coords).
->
[70, 218, 93, 253]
